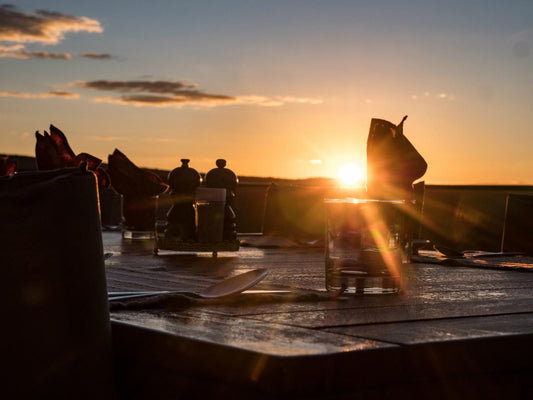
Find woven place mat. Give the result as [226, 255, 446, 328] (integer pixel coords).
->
[109, 289, 339, 311]
[413, 253, 533, 272]
[239, 235, 323, 249]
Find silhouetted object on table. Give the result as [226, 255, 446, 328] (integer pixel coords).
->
[205, 159, 238, 241]
[154, 159, 240, 256]
[34, 124, 110, 188]
[165, 159, 201, 240]
[0, 156, 17, 175]
[501, 194, 533, 255]
[108, 149, 168, 232]
[366, 116, 427, 200]
[0, 165, 115, 398]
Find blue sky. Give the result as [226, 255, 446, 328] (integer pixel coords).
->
[1, 1, 532, 182]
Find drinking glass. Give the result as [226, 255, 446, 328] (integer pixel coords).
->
[325, 198, 411, 294]
[121, 194, 158, 239]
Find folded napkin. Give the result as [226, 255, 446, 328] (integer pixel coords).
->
[107, 149, 169, 230]
[107, 149, 168, 197]
[366, 116, 427, 200]
[35, 124, 110, 188]
[0, 156, 17, 175]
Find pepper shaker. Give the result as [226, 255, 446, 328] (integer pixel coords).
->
[204, 159, 238, 241]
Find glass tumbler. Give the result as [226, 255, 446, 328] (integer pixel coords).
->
[325, 198, 411, 294]
[121, 194, 158, 239]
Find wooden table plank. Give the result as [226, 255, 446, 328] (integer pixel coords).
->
[104, 232, 533, 398]
[112, 310, 394, 356]
[326, 313, 533, 344]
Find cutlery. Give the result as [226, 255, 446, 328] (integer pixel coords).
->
[434, 244, 524, 258]
[108, 268, 268, 301]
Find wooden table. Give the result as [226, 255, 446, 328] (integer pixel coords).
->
[104, 232, 533, 399]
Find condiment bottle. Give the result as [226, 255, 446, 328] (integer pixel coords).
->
[166, 159, 201, 240]
[204, 159, 238, 241]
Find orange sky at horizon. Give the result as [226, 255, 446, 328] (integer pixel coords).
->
[1, 2, 532, 184]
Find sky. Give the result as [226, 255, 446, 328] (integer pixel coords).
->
[1, 1, 532, 183]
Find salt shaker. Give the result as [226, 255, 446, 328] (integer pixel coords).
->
[166, 159, 201, 240]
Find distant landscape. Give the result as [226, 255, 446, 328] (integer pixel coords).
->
[1, 154, 338, 187]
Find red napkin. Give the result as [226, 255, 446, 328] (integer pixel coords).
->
[0, 156, 17, 176]
[107, 149, 168, 197]
[35, 125, 110, 188]
[366, 116, 427, 199]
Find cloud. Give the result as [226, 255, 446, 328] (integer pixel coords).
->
[75, 79, 323, 108]
[0, 90, 79, 99]
[92, 94, 235, 108]
[410, 91, 455, 101]
[0, 45, 113, 60]
[0, 43, 21, 51]
[77, 79, 237, 107]
[81, 52, 112, 60]
[0, 45, 71, 59]
[0, 4, 102, 45]
[236, 95, 323, 107]
[78, 80, 199, 94]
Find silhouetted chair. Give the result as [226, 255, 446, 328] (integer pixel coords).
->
[501, 194, 533, 255]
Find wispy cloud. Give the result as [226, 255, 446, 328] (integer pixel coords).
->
[81, 52, 113, 60]
[0, 45, 114, 60]
[0, 44, 71, 59]
[0, 90, 79, 99]
[410, 91, 455, 101]
[76, 79, 323, 108]
[77, 79, 234, 107]
[78, 80, 199, 93]
[0, 4, 102, 45]
[236, 95, 323, 107]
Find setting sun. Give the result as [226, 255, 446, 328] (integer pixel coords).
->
[337, 162, 365, 186]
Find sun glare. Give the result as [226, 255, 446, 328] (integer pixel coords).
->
[337, 162, 364, 186]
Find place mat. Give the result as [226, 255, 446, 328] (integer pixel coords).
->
[240, 235, 323, 248]
[413, 253, 533, 272]
[441, 255, 533, 272]
[109, 289, 338, 311]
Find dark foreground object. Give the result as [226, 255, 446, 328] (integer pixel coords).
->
[1, 168, 114, 399]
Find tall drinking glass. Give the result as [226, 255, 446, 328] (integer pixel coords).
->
[325, 198, 411, 294]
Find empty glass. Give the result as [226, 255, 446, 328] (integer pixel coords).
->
[121, 194, 158, 239]
[325, 198, 411, 294]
